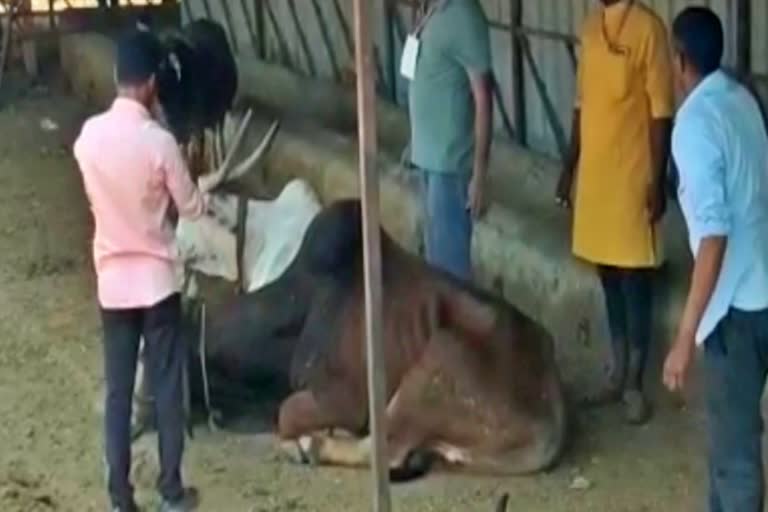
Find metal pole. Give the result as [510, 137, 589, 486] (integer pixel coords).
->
[735, 0, 751, 77]
[352, 0, 391, 509]
[510, 0, 526, 146]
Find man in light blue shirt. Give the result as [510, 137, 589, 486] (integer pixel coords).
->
[663, 7, 768, 511]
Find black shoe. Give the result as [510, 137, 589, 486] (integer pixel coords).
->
[158, 488, 200, 512]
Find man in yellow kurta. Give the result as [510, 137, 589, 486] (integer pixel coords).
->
[556, 0, 674, 424]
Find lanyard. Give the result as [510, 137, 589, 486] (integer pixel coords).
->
[601, 0, 634, 54]
[413, 0, 447, 37]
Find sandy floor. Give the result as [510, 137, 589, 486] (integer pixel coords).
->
[0, 77, 708, 511]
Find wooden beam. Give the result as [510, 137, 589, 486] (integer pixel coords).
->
[352, 0, 390, 510]
[510, 0, 526, 146]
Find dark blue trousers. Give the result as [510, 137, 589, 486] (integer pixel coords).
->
[100, 293, 186, 509]
[704, 307, 768, 512]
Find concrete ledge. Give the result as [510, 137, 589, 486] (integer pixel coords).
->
[59, 33, 693, 392]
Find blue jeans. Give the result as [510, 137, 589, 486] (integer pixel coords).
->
[704, 308, 768, 512]
[420, 170, 473, 281]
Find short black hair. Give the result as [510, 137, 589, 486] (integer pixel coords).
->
[672, 7, 723, 76]
[115, 29, 164, 86]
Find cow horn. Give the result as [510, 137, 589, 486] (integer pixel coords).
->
[223, 119, 281, 183]
[199, 108, 254, 193]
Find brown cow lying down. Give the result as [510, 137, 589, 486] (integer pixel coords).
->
[185, 199, 567, 479]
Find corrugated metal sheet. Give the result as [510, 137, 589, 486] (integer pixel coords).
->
[184, 0, 766, 158]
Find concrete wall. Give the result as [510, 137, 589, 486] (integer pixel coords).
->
[59, 33, 694, 394]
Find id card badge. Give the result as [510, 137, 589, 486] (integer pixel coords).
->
[400, 35, 420, 81]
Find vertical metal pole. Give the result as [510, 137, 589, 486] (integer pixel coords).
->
[352, 0, 391, 510]
[376, 0, 396, 101]
[510, 0, 526, 146]
[735, 0, 751, 77]
[48, 0, 55, 31]
[254, 0, 265, 59]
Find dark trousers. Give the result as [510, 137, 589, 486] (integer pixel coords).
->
[101, 293, 186, 508]
[598, 266, 654, 390]
[704, 308, 768, 512]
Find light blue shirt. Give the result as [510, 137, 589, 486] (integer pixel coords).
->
[672, 70, 768, 344]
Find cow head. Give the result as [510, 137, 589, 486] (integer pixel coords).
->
[152, 19, 238, 145]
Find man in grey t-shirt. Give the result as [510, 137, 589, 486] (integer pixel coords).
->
[406, 0, 493, 281]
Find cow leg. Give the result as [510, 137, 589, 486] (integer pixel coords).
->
[279, 365, 434, 476]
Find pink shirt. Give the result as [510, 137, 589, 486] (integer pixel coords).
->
[74, 98, 206, 309]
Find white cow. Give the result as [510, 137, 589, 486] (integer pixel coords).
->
[131, 111, 322, 438]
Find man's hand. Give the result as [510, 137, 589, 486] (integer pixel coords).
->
[663, 330, 696, 392]
[467, 173, 487, 219]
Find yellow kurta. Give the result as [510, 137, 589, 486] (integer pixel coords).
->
[572, 1, 674, 268]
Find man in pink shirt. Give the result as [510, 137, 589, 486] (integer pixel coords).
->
[74, 31, 205, 512]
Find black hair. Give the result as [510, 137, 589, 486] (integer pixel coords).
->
[115, 29, 164, 86]
[672, 7, 723, 76]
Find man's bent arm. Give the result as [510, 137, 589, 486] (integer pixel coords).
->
[469, 71, 493, 181]
[160, 133, 206, 220]
[649, 117, 673, 220]
[671, 115, 730, 344]
[676, 236, 726, 343]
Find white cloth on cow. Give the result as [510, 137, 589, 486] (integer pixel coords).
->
[175, 178, 321, 292]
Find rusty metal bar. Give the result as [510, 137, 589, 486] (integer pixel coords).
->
[218, 0, 240, 54]
[237, 0, 259, 56]
[330, 0, 353, 57]
[253, 0, 265, 59]
[378, 0, 396, 101]
[309, 0, 341, 81]
[492, 75, 516, 141]
[263, 1, 291, 67]
[286, 0, 316, 76]
[520, 35, 567, 159]
[510, 0, 525, 145]
[352, 0, 391, 507]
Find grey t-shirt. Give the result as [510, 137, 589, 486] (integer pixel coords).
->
[408, 0, 492, 174]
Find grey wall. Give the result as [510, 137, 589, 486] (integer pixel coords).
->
[182, 0, 767, 159]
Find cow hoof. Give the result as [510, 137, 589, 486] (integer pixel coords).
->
[278, 436, 320, 466]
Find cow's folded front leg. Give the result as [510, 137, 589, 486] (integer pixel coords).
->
[276, 390, 339, 464]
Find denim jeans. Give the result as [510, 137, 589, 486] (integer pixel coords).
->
[704, 307, 768, 512]
[100, 293, 187, 509]
[419, 169, 473, 282]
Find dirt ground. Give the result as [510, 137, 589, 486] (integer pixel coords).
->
[0, 75, 710, 512]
